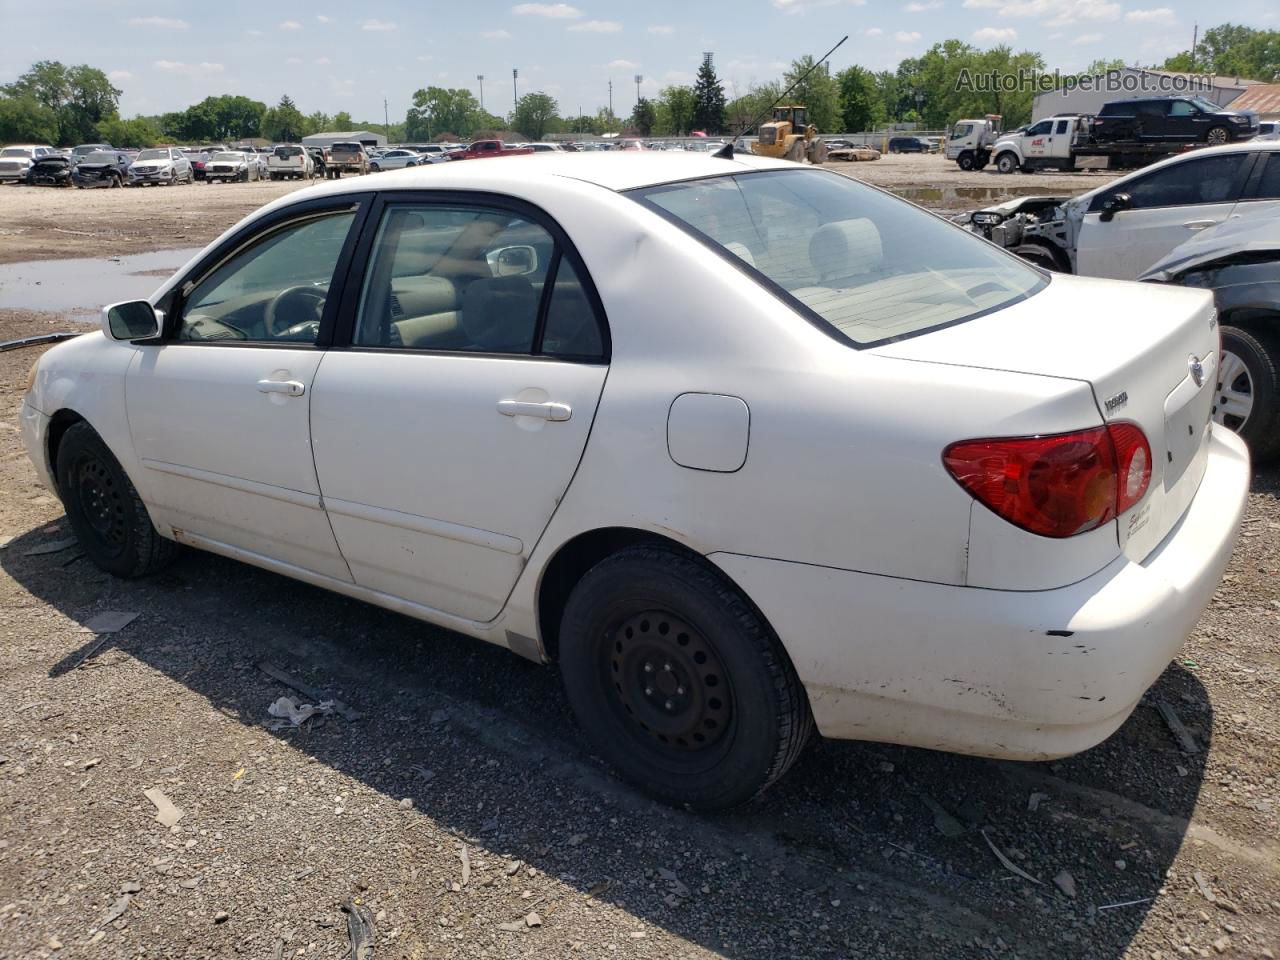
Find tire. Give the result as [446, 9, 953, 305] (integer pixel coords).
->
[1013, 241, 1069, 272]
[110, 175, 121, 189]
[54, 423, 177, 579]
[957, 151, 975, 171]
[1217, 326, 1280, 462]
[1205, 126, 1230, 146]
[370, 164, 380, 173]
[996, 152, 1019, 175]
[784, 139, 805, 163]
[559, 546, 813, 810]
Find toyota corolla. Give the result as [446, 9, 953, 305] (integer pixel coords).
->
[20, 153, 1249, 809]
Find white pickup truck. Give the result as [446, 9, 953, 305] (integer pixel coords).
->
[987, 115, 1093, 174]
[267, 144, 315, 181]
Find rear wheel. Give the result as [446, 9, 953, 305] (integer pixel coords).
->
[1216, 326, 1280, 462]
[956, 151, 975, 171]
[784, 139, 805, 163]
[1205, 126, 1230, 146]
[54, 423, 177, 579]
[996, 152, 1019, 174]
[559, 546, 812, 810]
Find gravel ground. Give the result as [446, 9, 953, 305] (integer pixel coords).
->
[0, 152, 1278, 959]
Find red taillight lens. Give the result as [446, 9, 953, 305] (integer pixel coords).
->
[943, 423, 1151, 539]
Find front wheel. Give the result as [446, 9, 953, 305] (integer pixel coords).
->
[956, 151, 975, 171]
[559, 546, 813, 810]
[55, 423, 177, 578]
[1205, 126, 1230, 146]
[996, 152, 1019, 174]
[1216, 326, 1280, 462]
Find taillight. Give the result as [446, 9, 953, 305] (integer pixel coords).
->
[943, 423, 1151, 538]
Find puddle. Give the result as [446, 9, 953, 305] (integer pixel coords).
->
[891, 183, 1074, 213]
[0, 247, 200, 321]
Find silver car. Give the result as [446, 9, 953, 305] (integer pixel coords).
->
[0, 144, 57, 182]
[204, 151, 261, 183]
[369, 148, 422, 172]
[129, 147, 194, 186]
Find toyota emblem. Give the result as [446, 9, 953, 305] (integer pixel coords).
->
[1189, 355, 1204, 388]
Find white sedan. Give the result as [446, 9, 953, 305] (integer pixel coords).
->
[20, 153, 1249, 809]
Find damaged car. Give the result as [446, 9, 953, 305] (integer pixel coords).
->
[72, 150, 133, 188]
[25, 153, 74, 187]
[1141, 216, 1280, 461]
[958, 141, 1279, 277]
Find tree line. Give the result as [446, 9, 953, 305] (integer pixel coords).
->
[1, 24, 1275, 147]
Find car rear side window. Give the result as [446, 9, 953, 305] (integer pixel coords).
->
[631, 169, 1044, 348]
[1251, 153, 1280, 200]
[1092, 153, 1248, 211]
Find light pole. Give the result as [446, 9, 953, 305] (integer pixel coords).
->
[608, 79, 613, 118]
[383, 97, 389, 140]
[634, 74, 642, 105]
[477, 74, 485, 112]
[512, 68, 518, 114]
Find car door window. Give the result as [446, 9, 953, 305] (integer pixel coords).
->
[1168, 100, 1197, 117]
[353, 203, 604, 359]
[1249, 153, 1280, 200]
[1055, 120, 1070, 135]
[1027, 120, 1053, 136]
[1091, 153, 1248, 212]
[178, 210, 356, 344]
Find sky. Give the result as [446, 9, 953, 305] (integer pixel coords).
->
[1, 0, 1276, 124]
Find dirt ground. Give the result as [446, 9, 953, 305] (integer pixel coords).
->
[1, 154, 1278, 960]
[0, 154, 1115, 266]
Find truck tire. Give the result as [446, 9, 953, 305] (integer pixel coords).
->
[558, 546, 813, 810]
[1205, 126, 1230, 146]
[957, 151, 975, 171]
[1013, 241, 1069, 273]
[1217, 326, 1280, 463]
[996, 152, 1019, 175]
[785, 139, 806, 163]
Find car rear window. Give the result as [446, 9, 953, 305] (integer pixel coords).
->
[630, 169, 1045, 348]
[275, 146, 303, 158]
[1099, 102, 1128, 115]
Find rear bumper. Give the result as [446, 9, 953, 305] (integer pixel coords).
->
[711, 427, 1250, 760]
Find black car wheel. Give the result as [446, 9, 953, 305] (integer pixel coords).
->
[1205, 126, 1230, 146]
[1217, 326, 1280, 463]
[54, 423, 177, 579]
[957, 152, 975, 171]
[559, 546, 813, 810]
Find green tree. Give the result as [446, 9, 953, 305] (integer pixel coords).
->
[836, 65, 881, 132]
[724, 81, 781, 135]
[304, 111, 331, 135]
[1185, 24, 1279, 80]
[784, 55, 840, 132]
[566, 113, 600, 134]
[332, 110, 353, 129]
[2, 60, 122, 144]
[0, 95, 60, 144]
[405, 87, 485, 140]
[654, 85, 695, 135]
[95, 115, 159, 148]
[692, 53, 726, 133]
[261, 95, 307, 142]
[629, 97, 656, 136]
[511, 91, 559, 139]
[1084, 58, 1126, 74]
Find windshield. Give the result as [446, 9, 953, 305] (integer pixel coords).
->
[631, 169, 1045, 347]
[73, 145, 103, 155]
[83, 152, 117, 163]
[1, 148, 32, 157]
[213, 152, 242, 161]
[1189, 96, 1220, 112]
[136, 150, 168, 161]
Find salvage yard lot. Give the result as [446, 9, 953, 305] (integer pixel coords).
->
[1, 154, 1279, 960]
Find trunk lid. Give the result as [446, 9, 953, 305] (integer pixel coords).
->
[875, 273, 1219, 560]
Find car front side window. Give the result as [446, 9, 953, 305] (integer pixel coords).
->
[178, 210, 356, 344]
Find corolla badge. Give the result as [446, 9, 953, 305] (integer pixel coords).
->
[1189, 355, 1205, 388]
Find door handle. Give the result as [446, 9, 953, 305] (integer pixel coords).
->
[497, 399, 572, 421]
[257, 379, 305, 397]
[1183, 220, 1218, 230]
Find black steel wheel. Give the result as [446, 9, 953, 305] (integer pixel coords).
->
[957, 151, 975, 171]
[559, 546, 812, 809]
[55, 423, 176, 578]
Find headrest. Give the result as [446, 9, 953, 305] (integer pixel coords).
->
[809, 218, 883, 282]
[461, 276, 537, 352]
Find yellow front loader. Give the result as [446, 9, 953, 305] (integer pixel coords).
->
[751, 106, 828, 164]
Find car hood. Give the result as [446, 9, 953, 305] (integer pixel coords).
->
[1140, 215, 1280, 281]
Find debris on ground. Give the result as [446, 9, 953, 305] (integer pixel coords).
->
[1027, 792, 1050, 812]
[920, 795, 965, 837]
[1193, 869, 1217, 904]
[79, 611, 139, 634]
[22, 537, 77, 557]
[213, 910, 229, 924]
[1097, 897, 1152, 911]
[95, 894, 131, 930]
[1155, 700, 1200, 753]
[459, 843, 471, 887]
[142, 787, 184, 828]
[525, 912, 543, 928]
[255, 661, 362, 721]
[980, 829, 1041, 885]
[265, 695, 334, 730]
[340, 902, 375, 959]
[1053, 871, 1077, 898]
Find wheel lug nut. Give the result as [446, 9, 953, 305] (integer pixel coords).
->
[676, 686, 684, 695]
[643, 662, 654, 673]
[644, 687, 653, 695]
[664, 700, 673, 710]
[663, 662, 672, 672]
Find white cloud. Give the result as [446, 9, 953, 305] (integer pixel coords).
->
[482, 29, 513, 39]
[774, 0, 865, 11]
[361, 19, 397, 31]
[127, 16, 188, 29]
[154, 60, 225, 75]
[286, 57, 303, 65]
[1125, 6, 1174, 23]
[647, 24, 674, 34]
[961, 0, 1002, 6]
[416, 55, 434, 62]
[973, 25, 1017, 41]
[314, 56, 332, 65]
[1073, 31, 1103, 42]
[316, 14, 331, 23]
[894, 30, 922, 41]
[608, 59, 639, 68]
[865, 26, 884, 35]
[246, 28, 263, 37]
[512, 3, 582, 17]
[568, 19, 622, 32]
[278, 20, 302, 30]
[991, 0, 1120, 25]
[107, 70, 133, 82]
[905, 0, 943, 10]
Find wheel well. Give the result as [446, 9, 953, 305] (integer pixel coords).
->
[1015, 239, 1071, 273]
[45, 409, 87, 481]
[536, 527, 706, 663]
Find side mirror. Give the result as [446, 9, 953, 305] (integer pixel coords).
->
[487, 244, 538, 277]
[102, 300, 161, 341]
[1099, 192, 1131, 222]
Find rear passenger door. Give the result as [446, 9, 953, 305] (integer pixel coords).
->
[309, 194, 610, 622]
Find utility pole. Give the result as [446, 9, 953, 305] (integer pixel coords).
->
[512, 68, 518, 114]
[1190, 23, 1198, 70]
[383, 97, 389, 140]
[477, 74, 485, 111]
[634, 74, 642, 105]
[608, 79, 613, 117]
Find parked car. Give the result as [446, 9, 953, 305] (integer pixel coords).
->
[204, 151, 261, 183]
[1257, 121, 1278, 141]
[958, 141, 1280, 278]
[1091, 96, 1259, 147]
[72, 150, 133, 188]
[369, 148, 422, 172]
[268, 144, 315, 180]
[0, 144, 57, 182]
[129, 147, 193, 187]
[182, 149, 212, 180]
[25, 153, 74, 187]
[526, 142, 566, 152]
[307, 147, 329, 179]
[69, 143, 114, 168]
[887, 136, 930, 154]
[447, 140, 534, 161]
[1141, 215, 1280, 461]
[326, 142, 369, 178]
[20, 153, 1248, 809]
